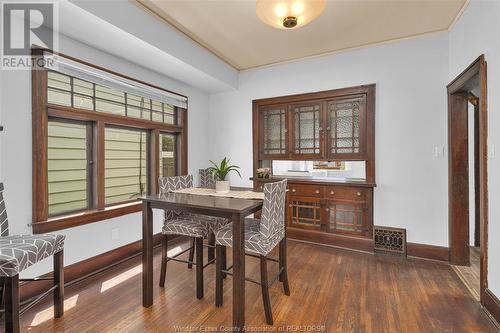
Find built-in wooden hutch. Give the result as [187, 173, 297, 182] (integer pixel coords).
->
[252, 85, 376, 252]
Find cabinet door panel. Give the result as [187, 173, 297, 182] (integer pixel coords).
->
[326, 200, 368, 236]
[326, 95, 366, 159]
[290, 101, 323, 158]
[288, 196, 323, 230]
[259, 105, 288, 158]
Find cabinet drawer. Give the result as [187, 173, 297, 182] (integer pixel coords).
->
[288, 184, 324, 197]
[326, 186, 367, 201]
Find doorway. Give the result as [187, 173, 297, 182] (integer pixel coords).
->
[447, 55, 488, 303]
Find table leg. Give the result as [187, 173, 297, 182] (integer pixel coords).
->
[142, 201, 153, 307]
[232, 213, 245, 331]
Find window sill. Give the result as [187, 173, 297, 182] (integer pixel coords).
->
[32, 201, 142, 234]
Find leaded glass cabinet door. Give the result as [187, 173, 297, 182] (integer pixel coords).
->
[290, 101, 324, 159]
[259, 105, 289, 159]
[325, 200, 369, 237]
[326, 95, 367, 159]
[287, 196, 324, 231]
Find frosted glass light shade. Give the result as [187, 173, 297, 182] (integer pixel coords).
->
[256, 0, 326, 30]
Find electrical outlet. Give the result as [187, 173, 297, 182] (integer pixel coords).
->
[433, 146, 439, 158]
[489, 144, 495, 159]
[433, 146, 444, 158]
[111, 228, 120, 240]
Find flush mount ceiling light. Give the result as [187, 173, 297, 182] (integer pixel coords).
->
[256, 0, 326, 30]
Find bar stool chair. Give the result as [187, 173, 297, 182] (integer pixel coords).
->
[0, 183, 65, 333]
[158, 175, 226, 299]
[214, 179, 289, 325]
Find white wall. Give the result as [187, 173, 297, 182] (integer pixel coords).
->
[0, 32, 211, 277]
[209, 32, 450, 247]
[448, 0, 500, 298]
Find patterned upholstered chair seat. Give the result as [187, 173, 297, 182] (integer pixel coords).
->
[165, 211, 228, 234]
[215, 218, 285, 256]
[163, 215, 211, 238]
[0, 234, 65, 277]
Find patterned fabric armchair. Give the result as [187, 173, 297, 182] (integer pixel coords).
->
[0, 183, 65, 332]
[214, 179, 289, 325]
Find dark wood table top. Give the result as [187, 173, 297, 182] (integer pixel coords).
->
[140, 192, 263, 214]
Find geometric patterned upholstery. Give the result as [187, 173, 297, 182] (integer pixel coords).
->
[0, 183, 9, 236]
[162, 216, 210, 238]
[199, 168, 216, 189]
[0, 234, 65, 277]
[215, 180, 287, 256]
[158, 175, 228, 236]
[215, 218, 284, 255]
[199, 169, 230, 231]
[158, 175, 194, 220]
[0, 183, 66, 277]
[158, 175, 212, 238]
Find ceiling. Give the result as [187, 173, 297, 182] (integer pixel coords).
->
[134, 0, 467, 70]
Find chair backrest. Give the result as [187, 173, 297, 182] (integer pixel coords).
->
[259, 179, 287, 239]
[158, 175, 193, 194]
[199, 168, 216, 189]
[158, 175, 193, 221]
[0, 183, 9, 236]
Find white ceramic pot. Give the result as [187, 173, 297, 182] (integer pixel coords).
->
[216, 180, 230, 193]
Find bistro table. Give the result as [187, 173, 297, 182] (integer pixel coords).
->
[140, 191, 264, 331]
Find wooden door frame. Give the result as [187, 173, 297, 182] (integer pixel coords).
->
[447, 55, 488, 304]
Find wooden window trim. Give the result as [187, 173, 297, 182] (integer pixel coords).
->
[32, 48, 188, 233]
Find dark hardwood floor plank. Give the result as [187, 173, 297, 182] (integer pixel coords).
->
[2, 240, 497, 333]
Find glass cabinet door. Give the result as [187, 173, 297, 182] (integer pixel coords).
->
[326, 95, 366, 159]
[259, 105, 288, 158]
[288, 196, 323, 230]
[325, 200, 368, 236]
[290, 101, 323, 158]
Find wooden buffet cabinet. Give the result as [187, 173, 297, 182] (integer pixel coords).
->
[252, 85, 376, 253]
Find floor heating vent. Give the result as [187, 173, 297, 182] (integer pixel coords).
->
[374, 226, 407, 256]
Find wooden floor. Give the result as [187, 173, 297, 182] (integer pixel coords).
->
[4, 240, 498, 333]
[452, 246, 481, 301]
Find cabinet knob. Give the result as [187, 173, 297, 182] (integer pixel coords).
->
[326, 126, 331, 131]
[259, 186, 263, 190]
[315, 189, 320, 194]
[289, 204, 292, 207]
[325, 208, 330, 212]
[291, 188, 296, 193]
[330, 190, 335, 195]
[356, 192, 361, 197]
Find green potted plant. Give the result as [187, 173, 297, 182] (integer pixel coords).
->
[209, 157, 242, 193]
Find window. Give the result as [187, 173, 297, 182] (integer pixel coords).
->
[47, 71, 177, 124]
[105, 127, 147, 205]
[32, 49, 188, 233]
[159, 133, 176, 177]
[48, 120, 89, 216]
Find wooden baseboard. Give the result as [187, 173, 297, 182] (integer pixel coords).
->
[484, 288, 500, 327]
[287, 229, 451, 261]
[287, 227, 374, 253]
[20, 233, 179, 302]
[407, 242, 449, 262]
